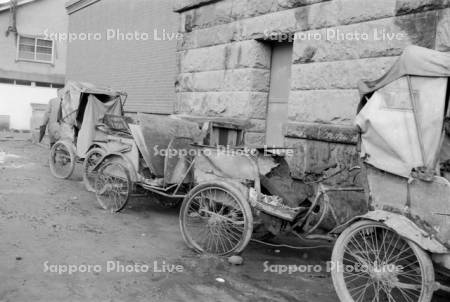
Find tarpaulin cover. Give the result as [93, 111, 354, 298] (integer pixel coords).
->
[356, 75, 448, 178]
[76, 95, 122, 157]
[358, 46, 450, 111]
[60, 81, 125, 126]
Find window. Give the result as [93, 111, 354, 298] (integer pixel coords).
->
[0, 78, 14, 84]
[35, 82, 52, 88]
[15, 79, 32, 86]
[204, 122, 245, 147]
[52, 84, 64, 89]
[17, 35, 54, 63]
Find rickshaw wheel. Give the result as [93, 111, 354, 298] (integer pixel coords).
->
[82, 148, 106, 192]
[49, 140, 76, 179]
[179, 181, 253, 256]
[95, 159, 132, 213]
[331, 220, 435, 302]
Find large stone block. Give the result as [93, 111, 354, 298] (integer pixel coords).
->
[245, 132, 266, 146]
[225, 40, 272, 69]
[231, 0, 277, 20]
[284, 136, 359, 180]
[175, 70, 225, 92]
[178, 40, 271, 73]
[293, 11, 437, 63]
[240, 8, 300, 40]
[180, 45, 227, 72]
[223, 69, 271, 92]
[178, 45, 227, 72]
[175, 69, 270, 92]
[188, 0, 234, 30]
[291, 56, 398, 90]
[285, 122, 359, 144]
[395, 0, 450, 16]
[279, 0, 395, 34]
[248, 118, 267, 132]
[436, 8, 450, 51]
[336, 0, 396, 25]
[175, 91, 268, 119]
[239, 0, 339, 40]
[177, 22, 240, 50]
[294, 1, 339, 31]
[288, 90, 360, 124]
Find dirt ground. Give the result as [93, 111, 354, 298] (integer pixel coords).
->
[0, 134, 448, 302]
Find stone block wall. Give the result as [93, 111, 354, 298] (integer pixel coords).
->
[173, 0, 450, 179]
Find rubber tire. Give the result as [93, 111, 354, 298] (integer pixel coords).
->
[95, 159, 132, 213]
[49, 140, 76, 179]
[82, 148, 105, 192]
[331, 220, 435, 302]
[179, 181, 253, 256]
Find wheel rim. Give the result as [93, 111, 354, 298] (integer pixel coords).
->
[50, 142, 74, 179]
[95, 162, 130, 212]
[338, 224, 429, 302]
[182, 186, 248, 256]
[83, 149, 104, 191]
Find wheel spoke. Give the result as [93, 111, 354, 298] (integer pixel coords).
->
[182, 186, 248, 255]
[335, 223, 430, 302]
[96, 161, 130, 212]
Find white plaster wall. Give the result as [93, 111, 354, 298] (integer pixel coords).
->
[0, 84, 56, 130]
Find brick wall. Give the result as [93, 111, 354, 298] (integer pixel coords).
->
[66, 0, 178, 114]
[173, 0, 450, 179]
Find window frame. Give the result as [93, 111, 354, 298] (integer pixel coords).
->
[16, 34, 55, 65]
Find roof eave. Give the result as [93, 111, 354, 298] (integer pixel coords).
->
[65, 0, 100, 15]
[0, 0, 40, 13]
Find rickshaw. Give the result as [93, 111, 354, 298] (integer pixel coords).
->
[177, 46, 450, 301]
[177, 143, 366, 255]
[49, 81, 128, 192]
[330, 46, 450, 302]
[92, 113, 224, 211]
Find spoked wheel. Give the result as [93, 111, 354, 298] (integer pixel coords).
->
[82, 148, 105, 192]
[49, 140, 76, 179]
[332, 220, 435, 302]
[95, 159, 132, 213]
[180, 181, 253, 256]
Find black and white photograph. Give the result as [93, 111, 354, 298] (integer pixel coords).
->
[0, 0, 450, 301]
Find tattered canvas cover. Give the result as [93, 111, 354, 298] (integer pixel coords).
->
[358, 46, 450, 111]
[356, 76, 447, 177]
[137, 114, 204, 177]
[76, 95, 122, 157]
[60, 81, 124, 126]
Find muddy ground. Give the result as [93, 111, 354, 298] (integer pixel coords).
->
[0, 134, 448, 302]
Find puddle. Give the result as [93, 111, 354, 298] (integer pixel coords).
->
[0, 151, 25, 167]
[0, 152, 22, 164]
